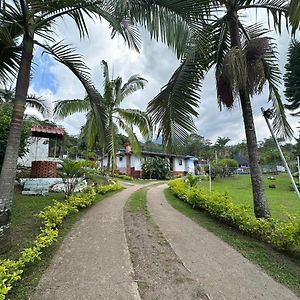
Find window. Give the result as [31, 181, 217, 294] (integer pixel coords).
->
[179, 159, 183, 166]
[119, 156, 123, 161]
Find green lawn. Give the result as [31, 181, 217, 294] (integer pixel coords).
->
[1, 188, 65, 261]
[197, 174, 300, 220]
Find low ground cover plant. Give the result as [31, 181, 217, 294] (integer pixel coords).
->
[169, 178, 300, 253]
[0, 182, 122, 299]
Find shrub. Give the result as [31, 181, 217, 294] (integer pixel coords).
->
[97, 181, 122, 194]
[113, 174, 133, 181]
[168, 179, 300, 252]
[185, 173, 201, 187]
[141, 157, 170, 179]
[205, 159, 238, 179]
[0, 182, 122, 299]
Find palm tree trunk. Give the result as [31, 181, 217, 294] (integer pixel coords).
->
[0, 36, 34, 253]
[228, 10, 270, 218]
[239, 90, 270, 217]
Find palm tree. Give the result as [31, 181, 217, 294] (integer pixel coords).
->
[54, 60, 152, 173]
[146, 0, 300, 218]
[215, 137, 231, 160]
[0, 0, 149, 254]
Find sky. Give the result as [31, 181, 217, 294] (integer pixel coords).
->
[27, 7, 300, 146]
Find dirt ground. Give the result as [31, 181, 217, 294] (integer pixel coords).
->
[124, 200, 210, 300]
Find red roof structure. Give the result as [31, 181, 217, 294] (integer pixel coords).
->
[31, 125, 64, 139]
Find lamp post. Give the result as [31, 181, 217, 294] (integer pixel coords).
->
[261, 107, 300, 200]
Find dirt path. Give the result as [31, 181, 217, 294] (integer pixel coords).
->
[147, 184, 299, 300]
[124, 188, 209, 300]
[33, 185, 143, 300]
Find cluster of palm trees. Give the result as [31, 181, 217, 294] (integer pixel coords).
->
[0, 0, 299, 253]
[54, 60, 152, 173]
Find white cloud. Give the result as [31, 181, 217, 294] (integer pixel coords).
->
[30, 10, 300, 144]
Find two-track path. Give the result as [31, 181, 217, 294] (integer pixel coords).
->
[33, 183, 299, 300]
[147, 184, 298, 300]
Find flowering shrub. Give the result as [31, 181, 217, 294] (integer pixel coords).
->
[169, 179, 300, 252]
[142, 157, 170, 179]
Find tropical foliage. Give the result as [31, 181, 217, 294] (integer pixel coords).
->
[284, 39, 300, 117]
[146, 0, 300, 218]
[0, 104, 31, 168]
[141, 157, 170, 179]
[0, 0, 152, 253]
[54, 60, 152, 173]
[169, 178, 300, 252]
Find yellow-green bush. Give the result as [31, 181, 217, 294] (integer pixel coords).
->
[0, 182, 122, 299]
[169, 179, 300, 252]
[113, 174, 133, 181]
[97, 181, 122, 194]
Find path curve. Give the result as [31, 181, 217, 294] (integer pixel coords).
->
[33, 185, 144, 300]
[147, 184, 299, 300]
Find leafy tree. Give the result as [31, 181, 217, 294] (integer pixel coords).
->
[142, 141, 164, 153]
[141, 157, 170, 180]
[284, 39, 300, 116]
[54, 60, 152, 173]
[214, 137, 231, 160]
[205, 158, 238, 179]
[147, 1, 300, 218]
[0, 0, 146, 254]
[0, 104, 31, 168]
[230, 140, 248, 160]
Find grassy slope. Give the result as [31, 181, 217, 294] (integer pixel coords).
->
[1, 188, 119, 300]
[164, 188, 300, 296]
[197, 174, 300, 220]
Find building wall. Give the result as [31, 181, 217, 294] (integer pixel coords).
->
[18, 137, 49, 167]
[116, 155, 127, 173]
[185, 159, 195, 174]
[173, 157, 186, 172]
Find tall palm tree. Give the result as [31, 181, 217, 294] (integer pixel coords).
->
[146, 0, 300, 218]
[54, 60, 152, 173]
[0, 0, 149, 254]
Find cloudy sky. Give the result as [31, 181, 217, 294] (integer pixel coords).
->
[28, 7, 300, 145]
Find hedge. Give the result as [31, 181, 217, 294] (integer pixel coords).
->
[169, 179, 300, 253]
[0, 183, 122, 299]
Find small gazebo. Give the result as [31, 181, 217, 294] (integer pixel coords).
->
[30, 125, 64, 178]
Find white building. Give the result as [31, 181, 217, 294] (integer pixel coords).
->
[102, 149, 197, 178]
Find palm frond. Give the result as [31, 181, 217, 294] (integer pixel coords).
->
[260, 38, 293, 138]
[82, 111, 99, 150]
[53, 98, 91, 118]
[289, 0, 300, 34]
[26, 94, 49, 116]
[0, 24, 22, 83]
[118, 118, 141, 156]
[120, 75, 147, 101]
[116, 108, 152, 141]
[39, 41, 107, 142]
[101, 60, 114, 108]
[115, 0, 219, 58]
[147, 29, 212, 150]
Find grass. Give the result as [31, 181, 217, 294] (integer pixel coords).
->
[197, 174, 300, 220]
[1, 188, 120, 300]
[164, 188, 300, 296]
[127, 188, 148, 213]
[1, 188, 65, 261]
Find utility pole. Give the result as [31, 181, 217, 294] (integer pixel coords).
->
[261, 107, 300, 200]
